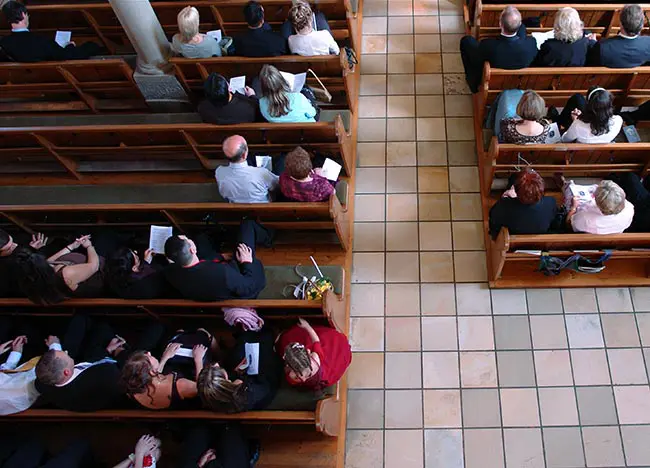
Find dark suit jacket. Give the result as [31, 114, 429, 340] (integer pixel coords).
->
[232, 27, 288, 57]
[479, 26, 538, 69]
[0, 31, 99, 63]
[535, 37, 596, 67]
[589, 35, 650, 67]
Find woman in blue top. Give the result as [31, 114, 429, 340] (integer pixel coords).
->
[258, 64, 318, 123]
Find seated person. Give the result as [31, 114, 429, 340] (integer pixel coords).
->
[460, 6, 537, 92]
[106, 247, 166, 300]
[562, 177, 634, 234]
[279, 146, 334, 202]
[171, 6, 222, 58]
[0, 2, 103, 63]
[198, 73, 262, 125]
[287, 1, 339, 56]
[496, 89, 550, 143]
[556, 87, 623, 143]
[198, 329, 282, 413]
[121, 330, 212, 410]
[534, 7, 596, 67]
[589, 4, 650, 67]
[215, 135, 279, 203]
[606, 172, 650, 232]
[489, 168, 559, 238]
[0, 334, 46, 416]
[0, 435, 94, 468]
[163, 220, 270, 301]
[280, 0, 331, 39]
[178, 424, 258, 468]
[259, 64, 318, 123]
[232, 1, 288, 57]
[35, 315, 163, 412]
[112, 434, 161, 468]
[276, 318, 351, 390]
[0, 229, 48, 297]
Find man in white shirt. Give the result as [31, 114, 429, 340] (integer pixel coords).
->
[0, 335, 45, 416]
[215, 135, 279, 203]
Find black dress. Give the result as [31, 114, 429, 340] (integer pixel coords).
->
[489, 196, 559, 239]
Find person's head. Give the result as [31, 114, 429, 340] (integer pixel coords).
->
[36, 349, 75, 386]
[289, 1, 314, 33]
[106, 247, 142, 289]
[283, 342, 320, 382]
[204, 73, 230, 106]
[177, 6, 200, 42]
[500, 6, 522, 35]
[3, 2, 28, 28]
[244, 1, 265, 28]
[259, 64, 291, 118]
[120, 351, 159, 402]
[13, 247, 65, 305]
[197, 363, 246, 413]
[164, 235, 197, 267]
[554, 7, 584, 42]
[222, 135, 248, 162]
[595, 180, 627, 215]
[516, 90, 546, 122]
[620, 4, 644, 36]
[284, 146, 313, 180]
[513, 168, 545, 205]
[0, 229, 17, 257]
[580, 86, 614, 136]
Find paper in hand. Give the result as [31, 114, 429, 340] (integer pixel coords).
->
[531, 30, 554, 50]
[280, 71, 307, 93]
[206, 29, 222, 42]
[320, 158, 342, 181]
[174, 348, 193, 358]
[244, 342, 260, 375]
[544, 122, 562, 144]
[149, 225, 173, 255]
[55, 31, 72, 47]
[256, 155, 273, 172]
[569, 183, 596, 204]
[229, 75, 246, 94]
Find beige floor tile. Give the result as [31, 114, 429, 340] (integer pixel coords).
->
[421, 283, 456, 315]
[415, 53, 443, 73]
[442, 53, 464, 73]
[419, 221, 453, 251]
[358, 118, 386, 142]
[359, 95, 387, 118]
[361, 54, 387, 74]
[539, 387, 579, 426]
[348, 353, 385, 388]
[387, 0, 413, 16]
[385, 352, 423, 387]
[608, 348, 648, 384]
[456, 283, 491, 315]
[571, 349, 611, 385]
[417, 141, 447, 166]
[544, 427, 586, 468]
[360, 75, 387, 95]
[387, 53, 415, 74]
[417, 166, 449, 192]
[415, 74, 444, 94]
[347, 389, 385, 428]
[439, 15, 464, 33]
[356, 167, 386, 194]
[351, 283, 385, 317]
[345, 430, 384, 468]
[386, 252, 420, 282]
[353, 222, 385, 252]
[614, 386, 650, 424]
[362, 16, 387, 35]
[387, 141, 417, 166]
[596, 287, 634, 312]
[445, 95, 473, 117]
[386, 222, 419, 251]
[565, 314, 604, 348]
[458, 316, 495, 350]
[387, 193, 419, 221]
[420, 251, 455, 282]
[386, 317, 422, 351]
[450, 193, 482, 220]
[387, 74, 415, 95]
[500, 388, 540, 427]
[388, 34, 414, 54]
[631, 287, 650, 311]
[385, 429, 424, 468]
[491, 289, 528, 315]
[352, 252, 385, 283]
[425, 429, 464, 468]
[387, 167, 417, 193]
[385, 391, 424, 429]
[350, 317, 385, 351]
[357, 142, 386, 167]
[388, 16, 414, 34]
[452, 221, 484, 250]
[443, 73, 471, 95]
[354, 194, 385, 222]
[362, 36, 388, 54]
[449, 166, 479, 192]
[386, 283, 421, 315]
[447, 141, 477, 165]
[415, 35, 441, 54]
[417, 117, 447, 141]
[387, 118, 416, 141]
[561, 288, 598, 313]
[363, 0, 388, 16]
[462, 389, 501, 427]
[637, 313, 650, 345]
[413, 0, 438, 14]
[464, 429, 505, 468]
[460, 351, 498, 387]
[530, 316, 569, 349]
[504, 429, 545, 468]
[421, 316, 458, 350]
[601, 314, 641, 347]
[416, 95, 445, 117]
[418, 193, 451, 220]
[583, 426, 625, 468]
[414, 16, 440, 34]
[446, 117, 475, 140]
[438, 0, 463, 15]
[424, 390, 461, 428]
[440, 34, 463, 53]
[423, 352, 460, 387]
[621, 426, 650, 466]
[454, 251, 487, 282]
[387, 95, 416, 118]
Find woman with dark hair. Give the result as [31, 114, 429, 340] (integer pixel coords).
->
[197, 72, 261, 125]
[120, 330, 211, 410]
[489, 168, 559, 238]
[558, 87, 623, 143]
[279, 146, 334, 202]
[258, 64, 318, 123]
[106, 247, 166, 300]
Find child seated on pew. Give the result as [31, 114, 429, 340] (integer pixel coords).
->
[279, 146, 335, 202]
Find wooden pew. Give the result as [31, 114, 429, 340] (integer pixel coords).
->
[0, 116, 354, 185]
[0, 59, 147, 113]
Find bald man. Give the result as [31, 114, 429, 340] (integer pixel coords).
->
[215, 135, 279, 203]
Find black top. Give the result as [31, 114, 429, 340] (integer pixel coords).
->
[0, 31, 96, 62]
[107, 263, 166, 300]
[489, 196, 558, 239]
[197, 93, 262, 125]
[479, 26, 538, 70]
[0, 250, 25, 297]
[589, 35, 650, 67]
[535, 37, 595, 67]
[232, 28, 288, 57]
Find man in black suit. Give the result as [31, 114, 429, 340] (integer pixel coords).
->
[460, 6, 537, 93]
[589, 4, 650, 67]
[232, 1, 288, 57]
[0, 1, 103, 63]
[34, 315, 163, 412]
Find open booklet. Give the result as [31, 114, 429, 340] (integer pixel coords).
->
[206, 29, 223, 42]
[229, 75, 246, 95]
[55, 31, 72, 47]
[320, 158, 342, 181]
[148, 225, 173, 256]
[280, 71, 307, 93]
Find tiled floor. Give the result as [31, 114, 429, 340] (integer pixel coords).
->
[345, 0, 650, 466]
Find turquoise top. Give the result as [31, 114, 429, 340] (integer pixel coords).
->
[259, 92, 317, 123]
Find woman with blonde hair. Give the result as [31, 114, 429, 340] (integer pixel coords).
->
[287, 1, 339, 56]
[535, 7, 596, 66]
[258, 64, 318, 123]
[171, 6, 222, 58]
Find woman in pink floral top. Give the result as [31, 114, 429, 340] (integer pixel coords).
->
[279, 146, 335, 202]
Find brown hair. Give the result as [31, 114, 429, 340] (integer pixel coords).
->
[35, 349, 67, 385]
[516, 91, 545, 122]
[284, 146, 313, 179]
[513, 168, 544, 205]
[197, 365, 247, 413]
[283, 342, 312, 376]
[260, 64, 291, 118]
[289, 1, 313, 32]
[120, 351, 157, 405]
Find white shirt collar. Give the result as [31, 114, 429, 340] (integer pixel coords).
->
[619, 32, 639, 39]
[229, 160, 248, 167]
[501, 31, 517, 38]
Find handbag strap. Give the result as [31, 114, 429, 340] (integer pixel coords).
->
[307, 68, 330, 95]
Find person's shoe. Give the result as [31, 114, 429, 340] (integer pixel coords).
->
[249, 439, 261, 467]
[546, 106, 560, 122]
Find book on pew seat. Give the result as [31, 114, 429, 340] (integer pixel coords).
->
[514, 250, 542, 256]
[280, 71, 307, 93]
[624, 125, 641, 143]
[149, 225, 173, 256]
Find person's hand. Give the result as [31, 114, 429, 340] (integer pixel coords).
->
[221, 252, 233, 262]
[161, 342, 182, 362]
[11, 336, 27, 353]
[570, 108, 582, 121]
[143, 248, 154, 264]
[297, 318, 310, 330]
[586, 32, 597, 41]
[106, 336, 127, 355]
[192, 344, 207, 363]
[134, 434, 159, 459]
[571, 196, 580, 210]
[77, 235, 92, 249]
[244, 86, 256, 97]
[236, 243, 253, 264]
[313, 167, 324, 176]
[502, 186, 517, 199]
[0, 340, 12, 355]
[29, 233, 48, 250]
[44, 335, 60, 348]
[198, 449, 217, 468]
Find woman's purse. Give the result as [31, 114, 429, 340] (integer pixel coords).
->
[307, 68, 332, 103]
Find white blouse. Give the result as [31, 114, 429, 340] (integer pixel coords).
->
[561, 115, 623, 144]
[288, 30, 340, 56]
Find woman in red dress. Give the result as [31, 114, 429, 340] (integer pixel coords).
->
[276, 318, 351, 390]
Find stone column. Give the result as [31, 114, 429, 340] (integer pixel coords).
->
[108, 0, 172, 75]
